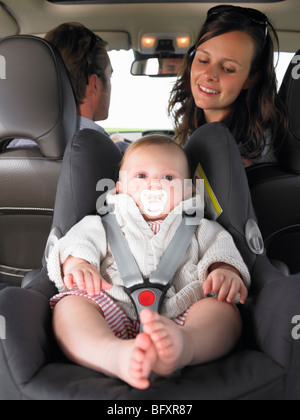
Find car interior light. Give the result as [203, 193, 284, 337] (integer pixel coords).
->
[176, 36, 190, 48]
[141, 36, 156, 50]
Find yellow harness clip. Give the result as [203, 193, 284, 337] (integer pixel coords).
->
[194, 163, 223, 221]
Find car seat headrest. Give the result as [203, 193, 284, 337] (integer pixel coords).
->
[278, 49, 300, 173]
[0, 35, 76, 158]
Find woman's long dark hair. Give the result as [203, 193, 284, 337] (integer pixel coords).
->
[168, 5, 288, 159]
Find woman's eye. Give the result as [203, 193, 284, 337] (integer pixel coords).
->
[223, 67, 235, 74]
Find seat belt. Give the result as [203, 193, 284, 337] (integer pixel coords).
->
[102, 212, 200, 330]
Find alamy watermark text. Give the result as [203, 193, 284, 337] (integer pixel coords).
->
[0, 55, 6, 80]
[0, 316, 6, 340]
[291, 55, 300, 80]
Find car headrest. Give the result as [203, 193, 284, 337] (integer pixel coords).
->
[0, 35, 76, 158]
[278, 49, 300, 173]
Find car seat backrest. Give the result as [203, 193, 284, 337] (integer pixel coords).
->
[278, 49, 300, 173]
[0, 36, 76, 285]
[0, 35, 76, 157]
[22, 129, 123, 291]
[246, 50, 300, 274]
[184, 123, 260, 275]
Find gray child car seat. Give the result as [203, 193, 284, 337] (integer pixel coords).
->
[0, 122, 299, 399]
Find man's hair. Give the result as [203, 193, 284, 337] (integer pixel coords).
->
[45, 22, 109, 105]
[120, 135, 191, 178]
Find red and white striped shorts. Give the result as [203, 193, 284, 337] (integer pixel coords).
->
[50, 289, 188, 340]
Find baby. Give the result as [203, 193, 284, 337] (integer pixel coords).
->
[48, 135, 250, 390]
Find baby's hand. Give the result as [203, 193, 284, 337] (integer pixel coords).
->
[203, 263, 248, 304]
[63, 257, 112, 296]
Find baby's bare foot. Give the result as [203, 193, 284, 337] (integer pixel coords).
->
[105, 333, 157, 390]
[140, 309, 193, 376]
[127, 333, 157, 389]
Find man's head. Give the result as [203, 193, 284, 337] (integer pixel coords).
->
[45, 22, 112, 120]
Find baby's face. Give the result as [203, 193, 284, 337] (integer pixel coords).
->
[117, 144, 191, 221]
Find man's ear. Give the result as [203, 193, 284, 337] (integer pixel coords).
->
[87, 74, 99, 92]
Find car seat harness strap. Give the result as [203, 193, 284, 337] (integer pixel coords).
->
[102, 212, 199, 330]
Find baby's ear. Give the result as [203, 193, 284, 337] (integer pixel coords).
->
[184, 183, 194, 200]
[116, 181, 121, 194]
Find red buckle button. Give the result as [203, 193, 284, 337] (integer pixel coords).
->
[138, 290, 156, 307]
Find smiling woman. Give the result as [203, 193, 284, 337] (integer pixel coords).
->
[190, 31, 256, 124]
[168, 5, 288, 167]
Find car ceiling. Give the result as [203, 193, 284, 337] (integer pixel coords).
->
[1, 0, 300, 52]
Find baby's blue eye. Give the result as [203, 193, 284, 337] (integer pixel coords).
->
[164, 175, 174, 181]
[136, 173, 147, 179]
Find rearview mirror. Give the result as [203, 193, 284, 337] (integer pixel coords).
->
[131, 57, 184, 77]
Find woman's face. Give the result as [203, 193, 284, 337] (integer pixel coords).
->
[190, 31, 256, 123]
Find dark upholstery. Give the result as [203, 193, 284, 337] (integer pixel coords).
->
[0, 36, 76, 285]
[277, 49, 300, 173]
[0, 35, 76, 158]
[247, 50, 300, 274]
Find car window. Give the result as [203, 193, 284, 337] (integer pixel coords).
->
[101, 50, 295, 139]
[101, 49, 176, 140]
[275, 52, 295, 86]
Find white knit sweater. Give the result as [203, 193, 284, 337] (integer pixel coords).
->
[47, 190, 251, 320]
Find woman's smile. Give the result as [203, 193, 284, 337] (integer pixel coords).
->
[198, 85, 221, 96]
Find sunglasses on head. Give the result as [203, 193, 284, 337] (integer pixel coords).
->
[208, 5, 269, 40]
[189, 5, 269, 59]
